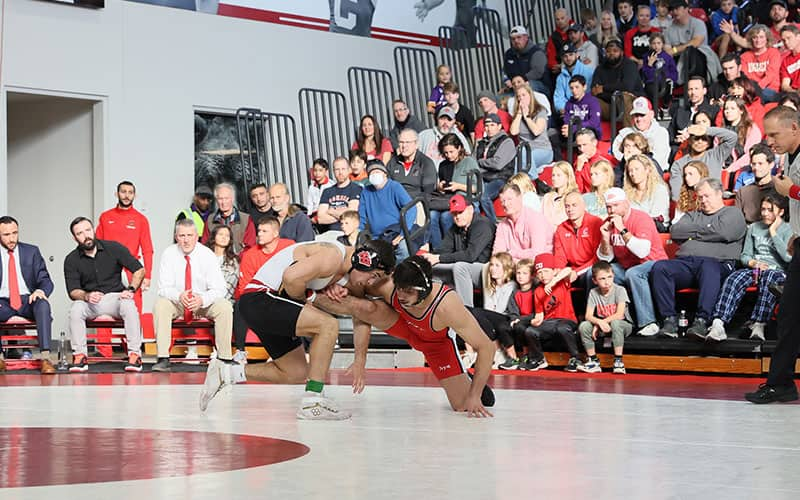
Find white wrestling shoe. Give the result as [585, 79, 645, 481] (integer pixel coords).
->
[199, 359, 232, 412]
[297, 393, 351, 420]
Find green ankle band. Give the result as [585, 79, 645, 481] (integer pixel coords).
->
[305, 379, 324, 393]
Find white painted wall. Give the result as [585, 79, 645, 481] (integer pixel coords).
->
[0, 0, 429, 316]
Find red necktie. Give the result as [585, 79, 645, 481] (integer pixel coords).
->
[7, 250, 21, 311]
[184, 255, 193, 322]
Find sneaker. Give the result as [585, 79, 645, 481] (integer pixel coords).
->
[185, 345, 200, 365]
[230, 360, 247, 384]
[151, 358, 171, 372]
[21, 350, 33, 360]
[492, 349, 507, 369]
[481, 384, 495, 407]
[706, 318, 727, 342]
[564, 357, 581, 373]
[528, 357, 548, 371]
[686, 317, 709, 341]
[232, 350, 248, 365]
[638, 323, 660, 337]
[124, 353, 143, 372]
[658, 317, 678, 338]
[461, 351, 478, 369]
[199, 359, 232, 412]
[745, 383, 799, 404]
[498, 357, 520, 370]
[297, 394, 351, 420]
[612, 358, 626, 374]
[69, 354, 89, 373]
[516, 355, 531, 371]
[577, 359, 601, 373]
[750, 322, 766, 342]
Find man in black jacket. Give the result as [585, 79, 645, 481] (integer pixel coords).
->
[591, 39, 643, 128]
[667, 75, 720, 149]
[474, 114, 516, 223]
[422, 195, 495, 308]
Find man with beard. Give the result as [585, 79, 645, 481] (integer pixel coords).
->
[591, 39, 643, 128]
[63, 217, 145, 373]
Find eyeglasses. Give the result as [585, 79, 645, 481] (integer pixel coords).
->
[398, 140, 417, 144]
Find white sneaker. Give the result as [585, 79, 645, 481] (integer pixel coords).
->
[230, 360, 247, 384]
[492, 349, 508, 369]
[707, 318, 727, 342]
[297, 394, 351, 420]
[232, 350, 248, 365]
[750, 322, 766, 341]
[638, 323, 660, 337]
[185, 345, 200, 365]
[199, 359, 231, 412]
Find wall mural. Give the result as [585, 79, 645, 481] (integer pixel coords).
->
[194, 112, 248, 209]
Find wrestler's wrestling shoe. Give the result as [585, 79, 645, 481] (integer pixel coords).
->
[297, 394, 351, 420]
[199, 359, 232, 412]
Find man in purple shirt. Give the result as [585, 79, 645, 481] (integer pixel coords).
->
[561, 74, 603, 140]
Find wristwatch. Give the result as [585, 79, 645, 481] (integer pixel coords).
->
[620, 228, 629, 236]
[126, 286, 136, 292]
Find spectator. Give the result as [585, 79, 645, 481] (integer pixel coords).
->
[651, 0, 672, 30]
[504, 74, 553, 117]
[542, 161, 579, 227]
[336, 210, 367, 247]
[151, 219, 235, 373]
[574, 128, 619, 194]
[642, 33, 679, 116]
[567, 23, 600, 70]
[475, 113, 517, 223]
[625, 5, 661, 68]
[768, 0, 793, 48]
[577, 260, 633, 374]
[740, 25, 782, 102]
[653, 177, 747, 338]
[554, 44, 595, 114]
[206, 225, 238, 303]
[510, 84, 553, 178]
[359, 160, 417, 260]
[708, 195, 792, 342]
[546, 8, 574, 74]
[504, 25, 550, 94]
[592, 39, 644, 127]
[388, 99, 426, 150]
[728, 76, 767, 127]
[177, 184, 213, 235]
[597, 188, 669, 337]
[561, 74, 603, 141]
[431, 133, 480, 247]
[617, 130, 665, 178]
[669, 123, 738, 199]
[736, 144, 779, 222]
[710, 0, 740, 57]
[474, 91, 512, 139]
[64, 217, 144, 373]
[612, 96, 671, 170]
[352, 114, 393, 165]
[580, 7, 599, 37]
[624, 154, 671, 230]
[617, 0, 637, 34]
[349, 149, 369, 186]
[780, 25, 800, 93]
[317, 157, 362, 232]
[719, 97, 764, 176]
[498, 258, 536, 370]
[470, 252, 517, 368]
[263, 183, 314, 243]
[424, 194, 495, 308]
[664, 0, 718, 85]
[583, 160, 616, 217]
[515, 252, 581, 372]
[591, 10, 619, 50]
[508, 172, 543, 212]
[0, 216, 56, 374]
[248, 183, 271, 224]
[387, 129, 437, 205]
[492, 183, 554, 262]
[417, 106, 471, 168]
[427, 64, 452, 115]
[306, 158, 335, 219]
[668, 75, 720, 147]
[202, 182, 256, 254]
[673, 160, 710, 224]
[709, 54, 763, 104]
[554, 190, 603, 288]
[442, 82, 476, 143]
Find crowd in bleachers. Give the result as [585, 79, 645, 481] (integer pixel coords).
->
[2, 0, 800, 376]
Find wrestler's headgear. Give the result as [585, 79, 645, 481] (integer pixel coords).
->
[350, 240, 395, 274]
[393, 256, 433, 305]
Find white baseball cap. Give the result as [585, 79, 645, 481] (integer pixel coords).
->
[604, 187, 627, 204]
[510, 25, 528, 37]
[630, 97, 653, 116]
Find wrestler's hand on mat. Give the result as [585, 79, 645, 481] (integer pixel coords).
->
[463, 395, 493, 418]
[323, 283, 349, 302]
[346, 361, 367, 394]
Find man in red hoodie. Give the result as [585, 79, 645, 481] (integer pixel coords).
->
[546, 8, 574, 74]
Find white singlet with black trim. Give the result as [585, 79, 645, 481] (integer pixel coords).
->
[244, 241, 347, 293]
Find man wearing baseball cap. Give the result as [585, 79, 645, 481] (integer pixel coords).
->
[611, 96, 670, 169]
[417, 106, 471, 168]
[474, 114, 517, 223]
[591, 38, 644, 128]
[503, 24, 550, 95]
[663, 0, 716, 84]
[422, 194, 495, 308]
[596, 187, 669, 337]
[554, 43, 595, 114]
[474, 90, 511, 140]
[566, 23, 598, 70]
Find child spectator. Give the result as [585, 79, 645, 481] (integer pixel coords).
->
[707, 195, 792, 342]
[583, 159, 615, 217]
[442, 81, 476, 143]
[719, 97, 763, 178]
[349, 149, 369, 186]
[710, 0, 740, 57]
[561, 75, 602, 141]
[307, 158, 335, 219]
[336, 210, 367, 247]
[641, 33, 678, 115]
[577, 261, 633, 374]
[352, 115, 393, 165]
[470, 252, 518, 368]
[651, 0, 672, 30]
[498, 258, 536, 370]
[515, 253, 581, 372]
[427, 64, 452, 114]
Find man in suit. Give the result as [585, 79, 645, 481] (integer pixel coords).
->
[0, 216, 56, 374]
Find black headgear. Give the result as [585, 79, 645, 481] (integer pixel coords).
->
[350, 245, 393, 273]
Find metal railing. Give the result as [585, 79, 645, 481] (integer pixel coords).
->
[347, 67, 396, 139]
[399, 196, 431, 257]
[515, 141, 532, 174]
[505, 0, 604, 46]
[566, 114, 583, 164]
[439, 25, 479, 109]
[235, 108, 304, 205]
[297, 88, 352, 173]
[393, 46, 438, 129]
[610, 90, 625, 143]
[465, 169, 484, 203]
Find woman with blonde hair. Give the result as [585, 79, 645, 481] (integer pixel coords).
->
[624, 154, 670, 231]
[509, 84, 552, 178]
[582, 160, 615, 217]
[673, 160, 709, 224]
[541, 161, 578, 227]
[590, 10, 619, 52]
[508, 172, 542, 212]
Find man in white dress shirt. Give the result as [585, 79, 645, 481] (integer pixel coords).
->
[152, 218, 234, 373]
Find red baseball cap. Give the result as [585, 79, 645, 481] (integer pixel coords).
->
[534, 253, 557, 271]
[449, 194, 469, 213]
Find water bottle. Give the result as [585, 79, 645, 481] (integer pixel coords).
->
[678, 310, 689, 336]
[56, 331, 69, 371]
